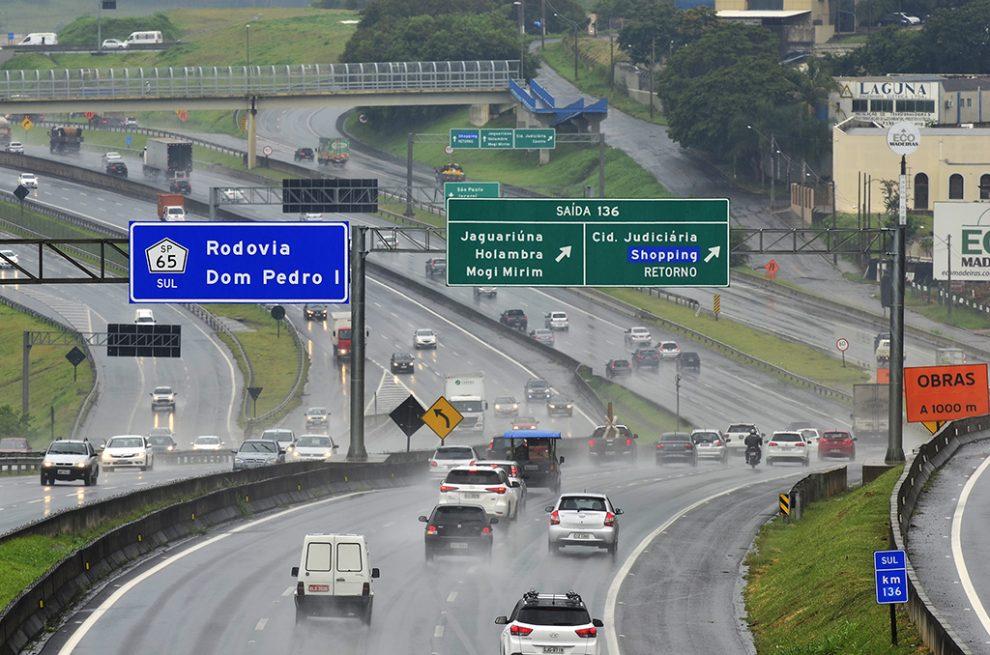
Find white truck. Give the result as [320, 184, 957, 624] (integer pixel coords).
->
[445, 373, 487, 434]
[331, 312, 352, 364]
[142, 138, 193, 193]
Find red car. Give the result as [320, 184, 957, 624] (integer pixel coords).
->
[512, 417, 539, 430]
[818, 430, 856, 460]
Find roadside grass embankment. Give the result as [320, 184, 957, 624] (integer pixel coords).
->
[745, 467, 925, 654]
[578, 367, 691, 437]
[344, 108, 670, 199]
[541, 38, 668, 126]
[601, 288, 869, 389]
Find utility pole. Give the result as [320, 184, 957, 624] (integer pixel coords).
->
[97, 0, 103, 52]
[885, 145, 911, 466]
[22, 332, 30, 417]
[609, 31, 615, 91]
[405, 133, 415, 217]
[598, 132, 606, 197]
[769, 134, 776, 211]
[347, 227, 368, 461]
[573, 23, 579, 80]
[541, 0, 546, 49]
[649, 39, 656, 120]
[947, 233, 952, 318]
[832, 180, 838, 265]
[675, 373, 681, 431]
[800, 160, 807, 225]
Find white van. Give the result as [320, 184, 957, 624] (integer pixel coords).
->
[134, 309, 155, 325]
[125, 31, 164, 46]
[291, 534, 379, 624]
[19, 33, 58, 46]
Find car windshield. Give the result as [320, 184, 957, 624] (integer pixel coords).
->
[692, 432, 720, 443]
[451, 400, 484, 413]
[195, 436, 220, 444]
[339, 329, 352, 339]
[773, 433, 803, 442]
[153, 387, 171, 394]
[297, 437, 332, 447]
[48, 442, 87, 454]
[660, 343, 678, 350]
[393, 354, 412, 361]
[506, 310, 524, 316]
[516, 606, 591, 626]
[240, 441, 277, 453]
[148, 436, 173, 445]
[527, 380, 548, 389]
[416, 329, 434, 336]
[445, 469, 501, 485]
[822, 431, 852, 440]
[435, 447, 474, 460]
[800, 429, 819, 439]
[306, 408, 327, 416]
[149, 429, 171, 436]
[108, 437, 144, 448]
[261, 430, 292, 441]
[728, 424, 755, 433]
[433, 505, 486, 522]
[612, 360, 630, 367]
[495, 397, 516, 404]
[559, 496, 607, 511]
[592, 425, 631, 439]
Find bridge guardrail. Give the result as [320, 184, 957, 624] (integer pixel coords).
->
[890, 415, 990, 655]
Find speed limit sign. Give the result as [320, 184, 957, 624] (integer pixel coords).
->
[836, 338, 849, 352]
[262, 145, 273, 156]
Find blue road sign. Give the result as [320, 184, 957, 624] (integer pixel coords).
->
[874, 550, 908, 604]
[129, 221, 349, 304]
[125, 134, 133, 147]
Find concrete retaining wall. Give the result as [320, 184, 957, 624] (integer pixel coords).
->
[0, 453, 429, 655]
[788, 465, 848, 519]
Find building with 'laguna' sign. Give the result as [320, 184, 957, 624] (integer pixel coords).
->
[830, 75, 990, 127]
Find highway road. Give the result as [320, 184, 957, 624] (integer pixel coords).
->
[39, 457, 863, 655]
[907, 438, 990, 652]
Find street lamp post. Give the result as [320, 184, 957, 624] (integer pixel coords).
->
[245, 24, 251, 68]
[554, 12, 579, 80]
[513, 1, 525, 75]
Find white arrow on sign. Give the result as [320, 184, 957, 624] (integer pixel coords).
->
[704, 246, 721, 263]
[555, 246, 572, 263]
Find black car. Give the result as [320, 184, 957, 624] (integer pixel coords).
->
[677, 351, 701, 373]
[106, 161, 128, 178]
[425, 258, 446, 278]
[605, 359, 632, 378]
[487, 432, 563, 492]
[390, 352, 415, 374]
[524, 378, 551, 401]
[304, 304, 327, 321]
[147, 434, 178, 454]
[294, 147, 314, 161]
[546, 394, 573, 417]
[632, 348, 660, 370]
[655, 432, 697, 466]
[499, 309, 528, 331]
[420, 504, 497, 560]
[588, 424, 638, 462]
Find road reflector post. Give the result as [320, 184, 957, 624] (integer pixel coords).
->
[713, 293, 721, 320]
[778, 493, 790, 518]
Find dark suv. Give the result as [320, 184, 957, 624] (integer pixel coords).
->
[420, 504, 497, 560]
[632, 348, 660, 370]
[500, 309, 528, 331]
[605, 359, 632, 378]
[106, 161, 128, 178]
[588, 424, 638, 462]
[425, 258, 446, 278]
[525, 378, 551, 401]
[294, 147, 314, 161]
[304, 304, 327, 321]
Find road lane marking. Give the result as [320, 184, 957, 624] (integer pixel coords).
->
[434, 625, 445, 638]
[254, 618, 268, 631]
[951, 452, 990, 639]
[282, 586, 295, 597]
[603, 472, 802, 655]
[446, 591, 458, 603]
[56, 491, 366, 655]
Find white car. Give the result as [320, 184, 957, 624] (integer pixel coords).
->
[657, 340, 681, 359]
[474, 286, 497, 297]
[429, 444, 479, 479]
[290, 534, 379, 625]
[220, 188, 246, 203]
[546, 492, 621, 556]
[798, 428, 820, 447]
[481, 460, 527, 510]
[766, 431, 811, 466]
[439, 466, 518, 519]
[691, 429, 727, 464]
[0, 249, 18, 269]
[162, 206, 186, 222]
[101, 435, 153, 472]
[260, 428, 296, 452]
[303, 212, 323, 221]
[124, 117, 139, 127]
[544, 311, 569, 330]
[496, 591, 604, 655]
[413, 328, 438, 349]
[150, 385, 176, 411]
[101, 38, 128, 49]
[134, 309, 155, 325]
[624, 326, 651, 346]
[6, 142, 24, 154]
[17, 173, 38, 189]
[102, 151, 123, 164]
[191, 435, 224, 451]
[724, 423, 760, 457]
[289, 434, 338, 461]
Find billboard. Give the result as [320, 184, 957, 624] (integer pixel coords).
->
[933, 202, 990, 281]
[833, 78, 939, 126]
[903, 364, 990, 422]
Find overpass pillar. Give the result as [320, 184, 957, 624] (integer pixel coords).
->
[246, 97, 258, 170]
[469, 104, 490, 127]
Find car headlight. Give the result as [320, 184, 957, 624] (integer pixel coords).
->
[75, 460, 88, 468]
[167, 445, 174, 452]
[43, 459, 55, 468]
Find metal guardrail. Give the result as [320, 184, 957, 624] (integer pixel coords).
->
[890, 416, 990, 655]
[0, 457, 42, 474]
[0, 60, 519, 103]
[37, 120, 245, 159]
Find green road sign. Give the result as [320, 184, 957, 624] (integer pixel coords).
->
[444, 182, 501, 199]
[449, 127, 557, 150]
[446, 198, 729, 287]
[480, 128, 514, 149]
[450, 128, 480, 149]
[514, 128, 556, 149]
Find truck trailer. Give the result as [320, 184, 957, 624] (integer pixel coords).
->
[143, 138, 193, 194]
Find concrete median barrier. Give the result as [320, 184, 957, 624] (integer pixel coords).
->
[0, 453, 428, 655]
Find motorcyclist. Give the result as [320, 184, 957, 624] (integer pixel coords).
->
[744, 428, 763, 463]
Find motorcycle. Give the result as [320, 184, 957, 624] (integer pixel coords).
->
[745, 445, 761, 469]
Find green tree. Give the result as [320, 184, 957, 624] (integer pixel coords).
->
[356, 0, 498, 29]
[617, 0, 677, 64]
[0, 405, 29, 440]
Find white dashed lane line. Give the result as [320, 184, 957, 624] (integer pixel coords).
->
[254, 618, 268, 631]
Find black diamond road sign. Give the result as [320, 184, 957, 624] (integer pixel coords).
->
[390, 394, 426, 438]
[13, 185, 29, 201]
[64, 346, 86, 367]
[247, 386, 263, 400]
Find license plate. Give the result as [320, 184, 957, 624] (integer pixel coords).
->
[573, 532, 593, 540]
[57, 469, 70, 475]
[463, 492, 480, 499]
[449, 542, 469, 549]
[307, 584, 329, 592]
[525, 464, 539, 470]
[543, 648, 565, 654]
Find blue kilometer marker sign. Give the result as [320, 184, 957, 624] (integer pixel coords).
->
[129, 222, 350, 303]
[874, 549, 909, 604]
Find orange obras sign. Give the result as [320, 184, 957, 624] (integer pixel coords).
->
[904, 364, 990, 422]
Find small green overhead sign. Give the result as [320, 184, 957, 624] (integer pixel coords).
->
[449, 128, 556, 150]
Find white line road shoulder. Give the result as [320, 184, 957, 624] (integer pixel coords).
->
[951, 453, 990, 640]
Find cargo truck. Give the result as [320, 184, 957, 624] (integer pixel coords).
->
[49, 126, 83, 154]
[157, 193, 186, 221]
[142, 138, 193, 194]
[444, 373, 487, 434]
[331, 312, 352, 364]
[0, 117, 11, 148]
[936, 348, 967, 366]
[852, 383, 889, 439]
[317, 137, 349, 168]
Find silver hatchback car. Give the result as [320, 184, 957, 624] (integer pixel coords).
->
[546, 493, 622, 558]
[691, 429, 728, 464]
